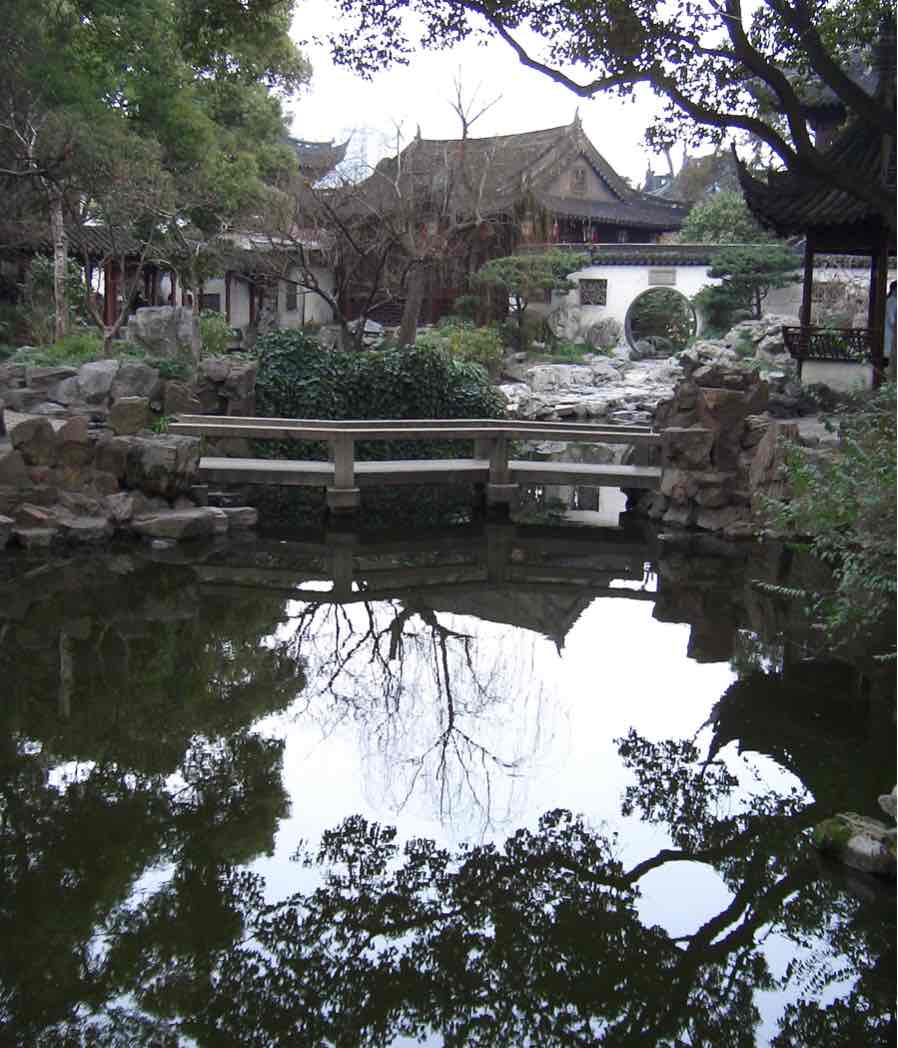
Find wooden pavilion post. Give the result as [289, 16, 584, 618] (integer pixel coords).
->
[799, 234, 815, 329]
[868, 237, 889, 386]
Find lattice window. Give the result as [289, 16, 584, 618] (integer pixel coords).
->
[579, 278, 608, 306]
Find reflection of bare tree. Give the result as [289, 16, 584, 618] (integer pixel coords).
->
[282, 597, 549, 831]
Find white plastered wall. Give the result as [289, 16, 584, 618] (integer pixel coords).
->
[562, 262, 717, 334]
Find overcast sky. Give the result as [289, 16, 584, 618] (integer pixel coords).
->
[287, 0, 671, 187]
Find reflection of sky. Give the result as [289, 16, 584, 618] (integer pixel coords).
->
[248, 589, 832, 1044]
[252, 595, 734, 883]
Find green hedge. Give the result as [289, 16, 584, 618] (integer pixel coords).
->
[254, 330, 506, 461]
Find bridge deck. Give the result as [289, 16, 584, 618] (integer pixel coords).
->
[199, 456, 661, 489]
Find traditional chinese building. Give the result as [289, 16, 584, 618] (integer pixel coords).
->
[343, 116, 688, 325]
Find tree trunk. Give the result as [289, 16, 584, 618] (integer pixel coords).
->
[398, 263, 426, 347]
[49, 187, 68, 342]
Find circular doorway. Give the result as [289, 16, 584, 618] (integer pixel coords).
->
[625, 287, 697, 356]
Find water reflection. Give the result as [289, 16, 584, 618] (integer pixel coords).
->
[0, 523, 894, 1046]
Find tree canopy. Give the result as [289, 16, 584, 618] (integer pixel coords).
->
[327, 0, 896, 232]
[0, 0, 311, 341]
[677, 190, 772, 244]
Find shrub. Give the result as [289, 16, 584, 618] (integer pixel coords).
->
[199, 310, 236, 357]
[254, 330, 506, 461]
[765, 384, 896, 654]
[13, 330, 103, 366]
[452, 294, 479, 321]
[551, 340, 593, 363]
[418, 320, 504, 378]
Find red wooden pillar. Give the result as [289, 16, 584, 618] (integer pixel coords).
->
[225, 270, 231, 323]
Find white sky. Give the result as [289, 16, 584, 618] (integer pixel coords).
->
[287, 0, 670, 187]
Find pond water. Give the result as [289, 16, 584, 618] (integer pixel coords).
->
[1, 514, 895, 1047]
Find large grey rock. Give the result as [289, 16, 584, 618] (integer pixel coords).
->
[126, 306, 198, 359]
[661, 427, 714, 470]
[0, 362, 27, 388]
[4, 388, 46, 412]
[813, 813, 896, 877]
[879, 787, 897, 822]
[55, 511, 114, 543]
[221, 506, 258, 528]
[7, 413, 58, 466]
[46, 375, 81, 405]
[94, 435, 132, 481]
[132, 507, 220, 541]
[0, 513, 12, 548]
[124, 434, 200, 498]
[163, 381, 202, 416]
[25, 366, 78, 391]
[109, 396, 150, 436]
[104, 492, 136, 523]
[13, 526, 57, 548]
[110, 361, 161, 401]
[586, 317, 622, 351]
[78, 359, 120, 404]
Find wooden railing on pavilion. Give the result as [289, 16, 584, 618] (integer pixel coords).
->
[782, 325, 875, 364]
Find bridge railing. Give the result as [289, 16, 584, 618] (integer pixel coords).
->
[167, 415, 661, 514]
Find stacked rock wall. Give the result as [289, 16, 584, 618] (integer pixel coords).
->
[634, 360, 805, 538]
[0, 355, 259, 551]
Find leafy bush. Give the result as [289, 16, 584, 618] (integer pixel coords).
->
[418, 320, 504, 378]
[254, 330, 506, 461]
[765, 384, 896, 654]
[13, 330, 103, 366]
[199, 310, 236, 357]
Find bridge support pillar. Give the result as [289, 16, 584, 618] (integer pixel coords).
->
[485, 482, 519, 516]
[326, 486, 361, 514]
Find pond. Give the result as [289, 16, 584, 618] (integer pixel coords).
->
[1, 516, 894, 1047]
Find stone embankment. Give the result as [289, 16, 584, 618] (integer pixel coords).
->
[0, 356, 259, 551]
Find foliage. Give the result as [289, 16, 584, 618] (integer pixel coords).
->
[15, 256, 88, 345]
[11, 329, 103, 366]
[628, 288, 695, 350]
[417, 319, 505, 377]
[766, 384, 897, 652]
[695, 244, 802, 326]
[476, 251, 588, 350]
[550, 339, 594, 362]
[452, 293, 480, 321]
[331, 1, 894, 232]
[677, 191, 771, 245]
[254, 329, 506, 461]
[0, 0, 311, 342]
[199, 310, 235, 357]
